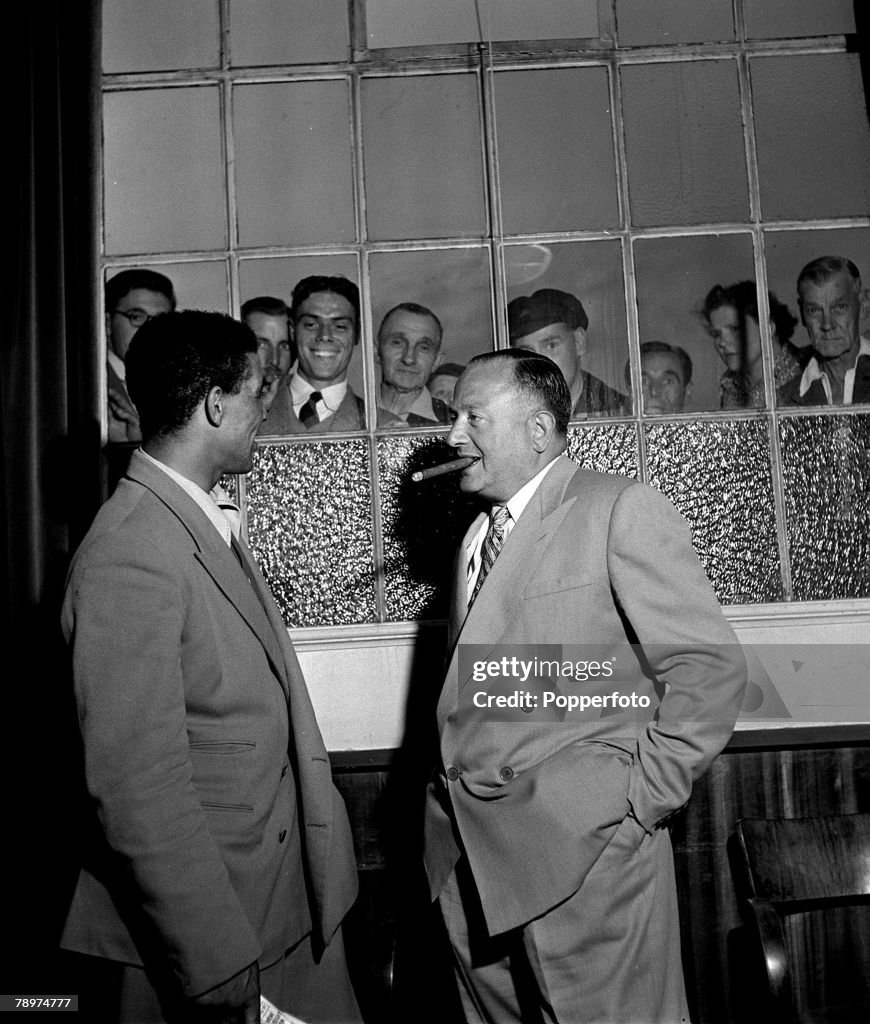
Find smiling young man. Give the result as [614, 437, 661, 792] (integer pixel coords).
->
[62, 311, 361, 1023]
[780, 255, 870, 406]
[375, 302, 450, 427]
[259, 275, 365, 434]
[425, 348, 746, 1023]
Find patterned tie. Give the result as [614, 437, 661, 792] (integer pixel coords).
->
[299, 391, 323, 428]
[469, 505, 511, 606]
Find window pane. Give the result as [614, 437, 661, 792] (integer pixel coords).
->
[566, 424, 639, 477]
[230, 0, 349, 66]
[645, 420, 783, 604]
[621, 60, 748, 227]
[362, 75, 486, 241]
[633, 234, 800, 415]
[369, 248, 492, 426]
[364, 0, 599, 49]
[103, 0, 219, 73]
[495, 68, 618, 234]
[781, 415, 870, 600]
[752, 55, 870, 222]
[506, 240, 629, 419]
[745, 0, 855, 41]
[234, 82, 356, 247]
[152, 261, 228, 312]
[247, 441, 377, 626]
[104, 88, 226, 255]
[615, 0, 734, 47]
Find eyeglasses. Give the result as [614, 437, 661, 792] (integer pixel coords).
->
[113, 308, 161, 329]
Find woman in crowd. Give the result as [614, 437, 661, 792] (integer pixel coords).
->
[701, 280, 803, 408]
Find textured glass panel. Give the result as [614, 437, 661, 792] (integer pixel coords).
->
[246, 442, 377, 626]
[633, 234, 757, 413]
[780, 415, 870, 601]
[621, 61, 747, 227]
[506, 240, 629, 416]
[230, 0, 349, 65]
[495, 68, 618, 234]
[365, 0, 598, 48]
[369, 249, 493, 389]
[566, 424, 639, 477]
[362, 75, 486, 241]
[745, 0, 855, 40]
[104, 88, 226, 255]
[616, 0, 734, 46]
[378, 435, 480, 621]
[752, 55, 870, 222]
[763, 228, 870, 363]
[645, 421, 783, 604]
[103, 0, 219, 73]
[234, 82, 355, 247]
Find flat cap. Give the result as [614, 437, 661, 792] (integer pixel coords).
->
[507, 288, 588, 341]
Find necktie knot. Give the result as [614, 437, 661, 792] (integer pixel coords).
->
[299, 391, 323, 428]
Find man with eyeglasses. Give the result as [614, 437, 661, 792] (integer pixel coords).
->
[106, 269, 176, 442]
[779, 255, 870, 407]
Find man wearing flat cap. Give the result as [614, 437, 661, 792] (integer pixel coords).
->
[508, 288, 626, 418]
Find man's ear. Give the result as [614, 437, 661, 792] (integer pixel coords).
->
[860, 287, 870, 321]
[205, 386, 224, 427]
[432, 350, 445, 373]
[573, 327, 588, 360]
[529, 408, 557, 453]
[683, 381, 694, 410]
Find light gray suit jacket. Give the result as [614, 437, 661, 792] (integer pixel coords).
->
[61, 452, 358, 998]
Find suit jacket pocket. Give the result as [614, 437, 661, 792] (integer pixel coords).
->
[189, 740, 257, 808]
[524, 575, 594, 599]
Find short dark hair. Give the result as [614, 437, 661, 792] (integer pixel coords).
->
[290, 276, 360, 323]
[377, 302, 443, 344]
[626, 341, 693, 389]
[467, 348, 571, 436]
[429, 361, 465, 381]
[701, 280, 797, 344]
[240, 295, 289, 320]
[105, 269, 176, 312]
[797, 255, 862, 292]
[126, 311, 257, 442]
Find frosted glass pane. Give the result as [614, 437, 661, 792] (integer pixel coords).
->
[103, 0, 219, 73]
[230, 0, 349, 66]
[506, 240, 630, 419]
[234, 82, 355, 247]
[763, 228, 870, 371]
[645, 421, 783, 604]
[495, 68, 618, 234]
[566, 424, 638, 477]
[362, 75, 486, 240]
[369, 249, 493, 379]
[634, 234, 762, 414]
[745, 0, 855, 40]
[616, 0, 734, 46]
[365, 0, 599, 48]
[752, 55, 870, 221]
[621, 61, 748, 227]
[780, 415, 870, 601]
[104, 88, 226, 255]
[246, 441, 377, 626]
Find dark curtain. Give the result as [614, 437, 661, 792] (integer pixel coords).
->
[2, 0, 103, 995]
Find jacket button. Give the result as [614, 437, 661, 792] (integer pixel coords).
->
[499, 766, 514, 781]
[445, 766, 460, 782]
[278, 829, 287, 843]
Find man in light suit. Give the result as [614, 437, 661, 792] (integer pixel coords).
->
[423, 349, 747, 1023]
[62, 310, 361, 1023]
[260, 275, 365, 435]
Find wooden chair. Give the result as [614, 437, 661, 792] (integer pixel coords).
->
[732, 813, 870, 1024]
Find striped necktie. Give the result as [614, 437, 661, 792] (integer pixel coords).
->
[299, 391, 323, 428]
[469, 505, 511, 606]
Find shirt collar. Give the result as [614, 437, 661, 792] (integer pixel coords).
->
[289, 368, 348, 412]
[107, 349, 126, 381]
[135, 449, 232, 546]
[799, 335, 870, 402]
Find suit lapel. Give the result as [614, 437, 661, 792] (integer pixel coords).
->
[438, 456, 579, 728]
[127, 454, 291, 698]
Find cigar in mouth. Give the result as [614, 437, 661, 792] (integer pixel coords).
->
[411, 456, 477, 483]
